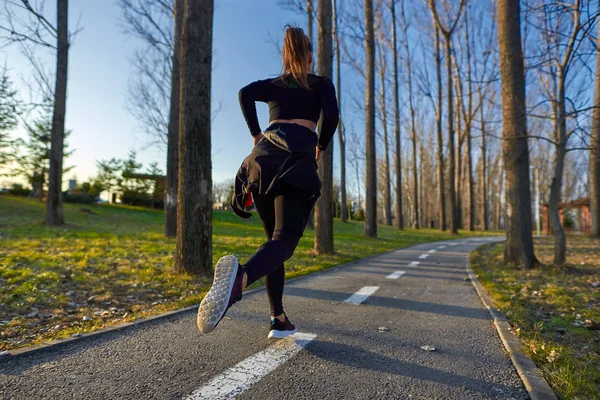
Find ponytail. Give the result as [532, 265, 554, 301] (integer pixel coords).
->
[281, 25, 313, 89]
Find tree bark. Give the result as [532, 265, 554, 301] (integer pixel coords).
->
[45, 0, 68, 226]
[165, 0, 183, 238]
[548, 80, 567, 266]
[445, 38, 458, 233]
[174, 0, 214, 275]
[497, 0, 535, 268]
[364, 0, 377, 237]
[480, 99, 488, 230]
[591, 16, 600, 237]
[435, 28, 446, 231]
[314, 0, 335, 254]
[378, 49, 392, 226]
[333, 0, 347, 223]
[391, 0, 403, 230]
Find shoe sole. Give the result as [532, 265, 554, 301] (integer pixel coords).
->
[197, 255, 239, 334]
[267, 328, 297, 340]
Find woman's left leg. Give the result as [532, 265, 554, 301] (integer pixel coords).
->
[252, 192, 286, 318]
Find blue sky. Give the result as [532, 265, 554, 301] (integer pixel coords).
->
[1, 0, 317, 186]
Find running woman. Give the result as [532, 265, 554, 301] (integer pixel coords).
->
[197, 25, 339, 339]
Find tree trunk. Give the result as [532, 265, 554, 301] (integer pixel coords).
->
[165, 0, 183, 238]
[435, 29, 446, 231]
[314, 0, 335, 254]
[455, 98, 462, 229]
[445, 37, 458, 234]
[333, 0, 347, 223]
[497, 0, 535, 268]
[591, 18, 600, 237]
[379, 52, 392, 226]
[548, 80, 567, 266]
[391, 0, 403, 230]
[465, 13, 475, 232]
[364, 0, 377, 237]
[480, 101, 488, 230]
[45, 0, 68, 226]
[174, 0, 214, 275]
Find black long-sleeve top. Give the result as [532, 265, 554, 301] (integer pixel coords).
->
[238, 74, 339, 151]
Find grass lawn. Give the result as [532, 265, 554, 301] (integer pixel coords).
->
[471, 237, 600, 399]
[1, 195, 499, 351]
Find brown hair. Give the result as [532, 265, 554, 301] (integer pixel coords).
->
[281, 25, 313, 89]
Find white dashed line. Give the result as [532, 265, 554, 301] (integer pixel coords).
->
[419, 254, 429, 259]
[447, 243, 458, 246]
[437, 245, 446, 249]
[386, 271, 406, 279]
[344, 286, 379, 304]
[428, 249, 437, 254]
[184, 333, 316, 400]
[408, 261, 420, 267]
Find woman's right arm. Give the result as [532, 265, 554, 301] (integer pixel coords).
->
[238, 80, 270, 138]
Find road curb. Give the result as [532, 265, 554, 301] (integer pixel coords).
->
[466, 243, 557, 400]
[0, 239, 429, 363]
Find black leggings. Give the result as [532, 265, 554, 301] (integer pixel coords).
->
[243, 182, 314, 316]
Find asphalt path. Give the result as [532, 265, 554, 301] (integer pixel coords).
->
[0, 237, 528, 399]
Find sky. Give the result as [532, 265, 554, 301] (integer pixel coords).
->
[1, 0, 320, 187]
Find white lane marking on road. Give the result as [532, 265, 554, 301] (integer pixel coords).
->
[386, 271, 406, 279]
[344, 286, 379, 304]
[408, 261, 420, 267]
[419, 254, 429, 259]
[437, 245, 446, 249]
[184, 332, 316, 400]
[428, 249, 437, 254]
[447, 242, 458, 246]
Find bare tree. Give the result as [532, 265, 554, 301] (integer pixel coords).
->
[333, 0, 347, 222]
[497, 0, 536, 268]
[165, 0, 182, 238]
[434, 27, 446, 230]
[364, 0, 377, 237]
[531, 0, 597, 265]
[399, 0, 419, 229]
[390, 0, 403, 229]
[314, 0, 335, 254]
[43, 0, 69, 225]
[428, 0, 466, 234]
[174, 0, 214, 275]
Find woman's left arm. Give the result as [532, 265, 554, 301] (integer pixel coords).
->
[316, 78, 340, 152]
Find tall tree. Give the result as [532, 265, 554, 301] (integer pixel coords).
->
[45, 0, 69, 226]
[174, 0, 214, 275]
[428, 0, 466, 234]
[379, 48, 392, 226]
[400, 0, 419, 229]
[591, 8, 600, 237]
[364, 0, 377, 237]
[390, 0, 403, 230]
[497, 0, 536, 268]
[434, 27, 446, 231]
[332, 0, 347, 222]
[532, 0, 596, 265]
[165, 0, 183, 238]
[315, 0, 335, 254]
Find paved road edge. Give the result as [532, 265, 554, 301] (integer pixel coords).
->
[0, 243, 407, 363]
[465, 242, 557, 400]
